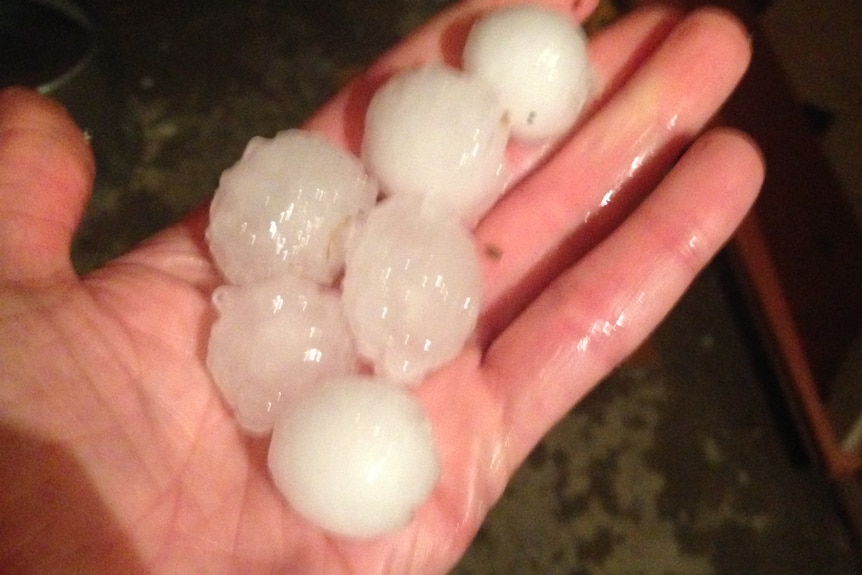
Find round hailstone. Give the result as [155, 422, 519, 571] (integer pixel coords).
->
[362, 64, 509, 224]
[206, 274, 357, 434]
[207, 129, 378, 285]
[269, 377, 439, 538]
[342, 195, 481, 383]
[462, 5, 591, 141]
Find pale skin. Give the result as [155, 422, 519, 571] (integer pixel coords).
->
[0, 1, 763, 574]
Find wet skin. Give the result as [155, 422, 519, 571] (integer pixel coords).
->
[0, 1, 763, 573]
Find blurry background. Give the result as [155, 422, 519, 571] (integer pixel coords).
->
[2, 0, 861, 572]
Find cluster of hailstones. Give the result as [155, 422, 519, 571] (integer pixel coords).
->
[205, 5, 591, 538]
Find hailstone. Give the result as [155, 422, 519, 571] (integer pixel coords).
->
[361, 64, 509, 224]
[207, 129, 378, 285]
[462, 5, 591, 140]
[203, 2, 598, 540]
[268, 377, 439, 538]
[341, 195, 481, 383]
[206, 274, 357, 434]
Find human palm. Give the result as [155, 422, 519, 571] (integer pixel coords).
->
[0, 1, 763, 574]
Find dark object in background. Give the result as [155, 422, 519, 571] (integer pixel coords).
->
[0, 0, 94, 92]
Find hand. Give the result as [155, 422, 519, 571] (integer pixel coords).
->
[0, 1, 763, 574]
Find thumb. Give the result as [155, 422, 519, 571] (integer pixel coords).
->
[0, 88, 95, 284]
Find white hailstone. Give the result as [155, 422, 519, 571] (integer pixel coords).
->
[269, 377, 439, 538]
[207, 129, 378, 285]
[462, 5, 591, 141]
[342, 195, 481, 383]
[206, 274, 357, 434]
[361, 64, 509, 224]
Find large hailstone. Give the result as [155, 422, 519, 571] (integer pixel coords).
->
[342, 195, 481, 383]
[361, 64, 509, 224]
[462, 5, 591, 141]
[268, 377, 439, 538]
[206, 274, 357, 434]
[207, 129, 378, 285]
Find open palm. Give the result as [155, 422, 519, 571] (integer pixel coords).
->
[0, 1, 763, 574]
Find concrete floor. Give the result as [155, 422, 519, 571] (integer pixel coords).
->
[2, 0, 861, 572]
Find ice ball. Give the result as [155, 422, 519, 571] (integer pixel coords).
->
[206, 274, 357, 434]
[268, 377, 439, 538]
[207, 129, 378, 285]
[342, 195, 481, 383]
[361, 64, 509, 224]
[462, 5, 591, 140]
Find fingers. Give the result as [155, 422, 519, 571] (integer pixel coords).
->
[586, 4, 680, 103]
[0, 88, 95, 283]
[476, 7, 753, 338]
[501, 4, 683, 186]
[486, 127, 764, 471]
